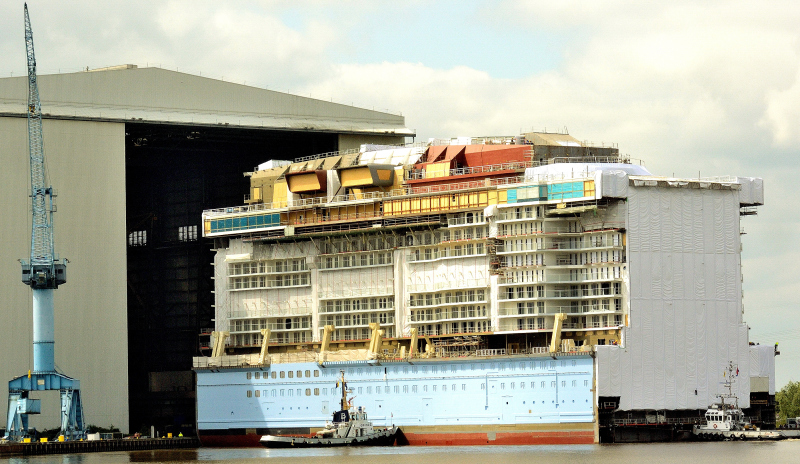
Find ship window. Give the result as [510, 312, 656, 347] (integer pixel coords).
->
[462, 384, 466, 391]
[412, 385, 418, 393]
[280, 389, 285, 396]
[572, 380, 577, 387]
[297, 389, 301, 396]
[403, 385, 409, 393]
[247, 390, 252, 398]
[306, 389, 311, 396]
[552, 381, 556, 388]
[481, 383, 485, 390]
[322, 388, 327, 395]
[297, 370, 302, 378]
[288, 389, 293, 397]
[255, 390, 260, 397]
[246, 372, 252, 380]
[433, 385, 437, 392]
[584, 380, 589, 387]
[314, 388, 319, 396]
[520, 382, 525, 390]
[271, 372, 276, 379]
[423, 385, 428, 392]
[541, 381, 545, 388]
[367, 387, 372, 394]
[358, 387, 362, 394]
[254, 372, 260, 379]
[531, 382, 535, 389]
[272, 389, 276, 397]
[561, 381, 566, 387]
[306, 370, 311, 377]
[500, 383, 505, 390]
[511, 383, 515, 389]
[394, 386, 399, 394]
[314, 371, 319, 377]
[288, 371, 293, 378]
[280, 371, 285, 379]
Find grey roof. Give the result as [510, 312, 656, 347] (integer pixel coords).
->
[0, 65, 413, 136]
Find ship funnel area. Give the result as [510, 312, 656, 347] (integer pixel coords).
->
[4, 4, 86, 442]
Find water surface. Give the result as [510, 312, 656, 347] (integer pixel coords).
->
[3, 441, 800, 464]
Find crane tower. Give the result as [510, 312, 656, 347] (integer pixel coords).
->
[4, 4, 86, 441]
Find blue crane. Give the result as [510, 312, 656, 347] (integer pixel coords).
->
[4, 3, 86, 442]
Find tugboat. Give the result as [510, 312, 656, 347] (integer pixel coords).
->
[693, 362, 780, 441]
[260, 370, 398, 448]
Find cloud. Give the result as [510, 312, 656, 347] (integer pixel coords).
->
[3, 0, 799, 386]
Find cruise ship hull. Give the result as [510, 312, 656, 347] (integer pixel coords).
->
[195, 355, 597, 446]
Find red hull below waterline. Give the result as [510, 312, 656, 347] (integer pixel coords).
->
[199, 429, 595, 447]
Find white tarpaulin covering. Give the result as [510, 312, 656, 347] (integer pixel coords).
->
[597, 185, 752, 410]
[598, 170, 630, 199]
[735, 177, 764, 206]
[524, 162, 651, 182]
[358, 147, 424, 166]
[749, 344, 776, 394]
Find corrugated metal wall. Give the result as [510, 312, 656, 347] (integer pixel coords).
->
[0, 117, 130, 431]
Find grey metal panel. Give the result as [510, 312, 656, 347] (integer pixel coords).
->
[0, 117, 129, 432]
[0, 67, 413, 136]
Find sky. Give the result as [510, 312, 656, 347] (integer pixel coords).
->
[1, 0, 799, 387]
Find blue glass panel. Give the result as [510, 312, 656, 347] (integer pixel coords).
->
[507, 189, 517, 204]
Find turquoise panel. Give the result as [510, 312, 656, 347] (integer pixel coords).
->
[507, 189, 517, 204]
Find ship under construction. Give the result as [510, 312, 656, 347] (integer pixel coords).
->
[192, 130, 772, 445]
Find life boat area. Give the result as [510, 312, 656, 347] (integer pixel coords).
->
[0, 437, 200, 457]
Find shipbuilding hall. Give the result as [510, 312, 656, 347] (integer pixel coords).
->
[0, 64, 411, 434]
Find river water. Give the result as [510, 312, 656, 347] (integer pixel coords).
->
[2, 441, 800, 464]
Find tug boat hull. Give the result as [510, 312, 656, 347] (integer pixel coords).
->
[260, 426, 398, 448]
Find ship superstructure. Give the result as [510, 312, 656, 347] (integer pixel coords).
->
[193, 130, 768, 445]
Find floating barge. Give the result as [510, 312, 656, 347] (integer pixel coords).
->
[0, 437, 200, 457]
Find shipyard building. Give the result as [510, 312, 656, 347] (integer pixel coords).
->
[194, 133, 770, 444]
[0, 65, 410, 434]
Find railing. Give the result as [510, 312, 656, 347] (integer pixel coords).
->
[408, 158, 535, 180]
[406, 278, 490, 293]
[193, 354, 264, 369]
[319, 317, 395, 328]
[317, 287, 394, 299]
[498, 273, 621, 285]
[562, 321, 622, 329]
[202, 170, 606, 219]
[408, 312, 488, 322]
[498, 305, 618, 316]
[229, 307, 313, 319]
[294, 147, 362, 163]
[447, 216, 487, 226]
[407, 250, 487, 263]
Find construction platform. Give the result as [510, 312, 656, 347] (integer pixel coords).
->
[0, 437, 200, 457]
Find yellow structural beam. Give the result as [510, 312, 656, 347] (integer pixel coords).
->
[210, 331, 229, 357]
[409, 328, 418, 357]
[258, 329, 271, 365]
[549, 314, 566, 353]
[320, 325, 334, 362]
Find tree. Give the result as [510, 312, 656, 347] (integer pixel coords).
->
[776, 381, 800, 425]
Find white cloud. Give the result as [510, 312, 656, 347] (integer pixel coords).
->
[3, 0, 800, 386]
